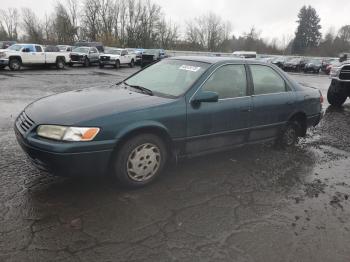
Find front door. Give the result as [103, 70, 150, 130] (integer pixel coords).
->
[186, 64, 252, 155]
[248, 64, 295, 141]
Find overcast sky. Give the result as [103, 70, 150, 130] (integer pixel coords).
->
[2, 0, 349, 43]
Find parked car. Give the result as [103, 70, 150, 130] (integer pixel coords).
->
[74, 41, 104, 53]
[328, 62, 350, 106]
[321, 58, 338, 74]
[141, 49, 163, 68]
[69, 46, 99, 67]
[303, 59, 322, 73]
[99, 48, 136, 69]
[0, 41, 16, 49]
[283, 57, 306, 72]
[14, 56, 323, 188]
[126, 48, 144, 64]
[0, 43, 67, 70]
[232, 51, 257, 59]
[324, 60, 341, 75]
[271, 56, 287, 69]
[57, 45, 73, 52]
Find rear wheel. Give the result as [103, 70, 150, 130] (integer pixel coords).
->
[276, 121, 300, 148]
[129, 59, 135, 68]
[0, 65, 5, 70]
[112, 134, 168, 188]
[327, 81, 347, 107]
[68, 62, 73, 67]
[9, 58, 21, 71]
[56, 58, 65, 69]
[99, 63, 104, 68]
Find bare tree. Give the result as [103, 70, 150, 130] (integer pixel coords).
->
[0, 8, 19, 40]
[21, 8, 44, 43]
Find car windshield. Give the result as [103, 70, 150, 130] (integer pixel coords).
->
[309, 59, 321, 65]
[124, 59, 210, 97]
[107, 49, 121, 55]
[58, 46, 67, 51]
[144, 49, 159, 55]
[73, 47, 90, 53]
[7, 44, 23, 51]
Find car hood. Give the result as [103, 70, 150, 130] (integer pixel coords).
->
[100, 54, 120, 58]
[25, 86, 173, 126]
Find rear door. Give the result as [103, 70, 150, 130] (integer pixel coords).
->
[248, 64, 295, 141]
[186, 64, 252, 154]
[33, 45, 46, 64]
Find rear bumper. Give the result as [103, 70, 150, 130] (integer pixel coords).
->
[15, 130, 114, 177]
[307, 112, 323, 127]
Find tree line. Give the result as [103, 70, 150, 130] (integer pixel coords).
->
[0, 1, 349, 57]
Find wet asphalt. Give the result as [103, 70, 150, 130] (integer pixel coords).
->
[0, 66, 350, 262]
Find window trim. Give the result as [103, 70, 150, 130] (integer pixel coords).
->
[248, 64, 292, 95]
[195, 63, 249, 101]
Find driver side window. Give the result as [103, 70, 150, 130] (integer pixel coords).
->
[202, 65, 247, 99]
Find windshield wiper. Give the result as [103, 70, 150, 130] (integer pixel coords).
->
[124, 82, 153, 96]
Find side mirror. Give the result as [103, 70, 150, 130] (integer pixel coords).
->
[192, 91, 219, 105]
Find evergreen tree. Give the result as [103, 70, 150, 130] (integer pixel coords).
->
[292, 5, 322, 54]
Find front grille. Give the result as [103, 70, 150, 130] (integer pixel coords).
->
[100, 56, 110, 61]
[339, 65, 350, 80]
[16, 111, 35, 135]
[70, 55, 82, 61]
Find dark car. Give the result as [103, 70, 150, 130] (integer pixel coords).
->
[0, 41, 16, 49]
[44, 45, 60, 52]
[69, 46, 100, 67]
[271, 56, 287, 68]
[74, 41, 104, 53]
[303, 59, 322, 73]
[327, 61, 350, 106]
[15, 57, 323, 188]
[283, 57, 306, 72]
[141, 49, 164, 68]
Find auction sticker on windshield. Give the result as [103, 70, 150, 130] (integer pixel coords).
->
[179, 65, 201, 72]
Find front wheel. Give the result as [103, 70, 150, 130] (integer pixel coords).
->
[112, 134, 168, 188]
[129, 59, 135, 68]
[99, 63, 104, 68]
[115, 60, 120, 69]
[83, 57, 90, 67]
[9, 58, 21, 71]
[327, 81, 347, 107]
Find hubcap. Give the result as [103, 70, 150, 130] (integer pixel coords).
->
[12, 61, 19, 70]
[126, 143, 161, 182]
[284, 127, 296, 145]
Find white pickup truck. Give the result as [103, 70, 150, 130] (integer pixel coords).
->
[99, 48, 136, 69]
[0, 44, 68, 71]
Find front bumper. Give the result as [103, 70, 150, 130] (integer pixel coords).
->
[15, 127, 115, 177]
[0, 58, 9, 66]
[100, 60, 116, 66]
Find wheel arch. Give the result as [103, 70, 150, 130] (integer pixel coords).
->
[113, 122, 174, 156]
[56, 56, 66, 63]
[9, 56, 22, 63]
[288, 111, 307, 137]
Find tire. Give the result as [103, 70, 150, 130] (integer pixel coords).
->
[129, 59, 135, 68]
[276, 121, 300, 148]
[112, 134, 168, 188]
[56, 58, 65, 69]
[68, 62, 73, 67]
[9, 58, 21, 71]
[0, 65, 5, 70]
[99, 63, 104, 69]
[327, 81, 347, 107]
[115, 60, 120, 69]
[83, 57, 90, 67]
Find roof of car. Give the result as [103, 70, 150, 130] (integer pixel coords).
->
[169, 56, 250, 64]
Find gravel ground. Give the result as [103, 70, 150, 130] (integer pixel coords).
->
[1, 66, 350, 262]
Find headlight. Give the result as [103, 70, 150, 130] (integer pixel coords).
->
[330, 67, 341, 77]
[37, 125, 100, 141]
[0, 52, 6, 58]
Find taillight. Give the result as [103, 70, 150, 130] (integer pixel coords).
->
[319, 91, 324, 104]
